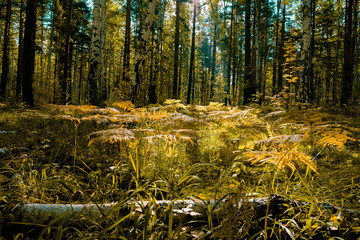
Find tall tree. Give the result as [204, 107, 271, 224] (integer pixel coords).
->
[149, 0, 166, 104]
[100, 0, 108, 101]
[341, 0, 355, 106]
[243, 0, 253, 105]
[187, 0, 197, 104]
[272, 0, 281, 95]
[172, 0, 181, 99]
[16, 0, 25, 100]
[131, 0, 157, 105]
[87, 0, 101, 106]
[22, 0, 37, 108]
[122, 0, 131, 86]
[299, 0, 312, 104]
[0, 0, 12, 99]
[57, 0, 74, 104]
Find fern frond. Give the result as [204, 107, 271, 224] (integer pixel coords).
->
[246, 144, 318, 173]
[111, 101, 136, 113]
[88, 128, 135, 146]
[254, 134, 304, 146]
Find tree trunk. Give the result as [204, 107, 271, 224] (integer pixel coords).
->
[341, 0, 355, 106]
[22, 0, 37, 108]
[277, 3, 286, 93]
[299, 0, 311, 105]
[16, 0, 24, 101]
[149, 0, 166, 104]
[87, 0, 101, 106]
[100, 0, 108, 102]
[187, 0, 197, 104]
[173, 0, 180, 99]
[309, 0, 316, 104]
[122, 0, 131, 87]
[131, 0, 157, 106]
[0, 0, 12, 100]
[272, 0, 281, 95]
[243, 0, 253, 105]
[226, 2, 234, 106]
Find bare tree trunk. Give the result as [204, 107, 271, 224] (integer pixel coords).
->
[149, 0, 166, 104]
[277, 3, 286, 93]
[100, 0, 107, 102]
[187, 0, 198, 104]
[131, 0, 157, 106]
[243, 0, 253, 105]
[226, 2, 234, 106]
[16, 0, 24, 101]
[0, 0, 12, 100]
[22, 0, 37, 108]
[173, 0, 181, 99]
[272, 0, 281, 95]
[341, 0, 355, 106]
[299, 0, 311, 105]
[122, 0, 131, 88]
[87, 0, 101, 106]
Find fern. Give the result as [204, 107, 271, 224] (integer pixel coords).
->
[246, 143, 318, 173]
[88, 128, 136, 146]
[111, 101, 136, 113]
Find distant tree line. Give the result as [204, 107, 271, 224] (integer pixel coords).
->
[0, 0, 358, 108]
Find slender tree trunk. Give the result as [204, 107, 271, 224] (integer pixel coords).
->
[16, 0, 24, 100]
[72, 46, 80, 104]
[232, 21, 237, 105]
[299, 0, 311, 105]
[187, 0, 197, 104]
[352, 0, 359, 101]
[209, 0, 218, 102]
[309, 0, 316, 103]
[123, 0, 131, 87]
[277, 3, 286, 93]
[210, 23, 217, 102]
[100, 0, 107, 101]
[131, 0, 157, 106]
[149, 0, 166, 104]
[254, 0, 261, 97]
[173, 0, 180, 99]
[87, 0, 101, 106]
[341, 0, 355, 106]
[272, 0, 281, 95]
[0, 0, 12, 100]
[226, 2, 234, 106]
[243, 0, 253, 105]
[22, 0, 37, 108]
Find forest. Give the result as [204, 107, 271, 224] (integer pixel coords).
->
[0, 0, 360, 239]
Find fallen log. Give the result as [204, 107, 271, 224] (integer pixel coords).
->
[1, 195, 359, 234]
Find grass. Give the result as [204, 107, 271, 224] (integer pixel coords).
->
[0, 102, 359, 239]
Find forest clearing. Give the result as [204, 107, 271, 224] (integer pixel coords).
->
[0, 101, 360, 239]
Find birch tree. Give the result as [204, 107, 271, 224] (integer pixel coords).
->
[131, 0, 157, 105]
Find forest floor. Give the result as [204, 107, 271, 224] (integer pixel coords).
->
[0, 101, 360, 239]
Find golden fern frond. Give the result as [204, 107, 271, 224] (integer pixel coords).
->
[254, 134, 304, 146]
[145, 110, 170, 121]
[246, 144, 318, 173]
[112, 101, 136, 113]
[318, 132, 355, 148]
[88, 128, 135, 146]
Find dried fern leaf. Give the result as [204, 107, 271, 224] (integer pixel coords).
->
[88, 128, 135, 146]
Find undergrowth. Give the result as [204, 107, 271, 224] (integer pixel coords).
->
[0, 102, 359, 239]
